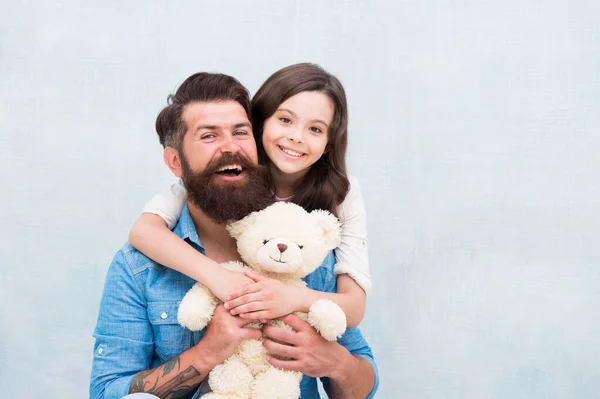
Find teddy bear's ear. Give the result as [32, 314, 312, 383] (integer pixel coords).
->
[310, 209, 342, 250]
[226, 211, 258, 239]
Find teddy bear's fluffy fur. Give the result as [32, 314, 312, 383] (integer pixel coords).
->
[177, 202, 347, 399]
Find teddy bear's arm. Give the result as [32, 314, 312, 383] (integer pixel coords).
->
[177, 282, 218, 331]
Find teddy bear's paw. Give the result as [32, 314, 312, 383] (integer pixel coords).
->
[251, 368, 302, 399]
[308, 298, 347, 341]
[177, 282, 218, 331]
[208, 358, 253, 397]
[237, 339, 269, 375]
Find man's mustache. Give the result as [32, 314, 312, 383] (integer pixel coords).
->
[204, 152, 256, 174]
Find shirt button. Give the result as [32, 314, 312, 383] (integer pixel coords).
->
[97, 348, 103, 354]
[161, 312, 168, 319]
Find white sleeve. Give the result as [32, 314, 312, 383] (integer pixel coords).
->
[141, 180, 188, 230]
[333, 175, 372, 293]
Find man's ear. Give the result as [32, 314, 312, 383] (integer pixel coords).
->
[163, 146, 183, 178]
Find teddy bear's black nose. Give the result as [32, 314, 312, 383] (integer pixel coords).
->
[277, 243, 288, 253]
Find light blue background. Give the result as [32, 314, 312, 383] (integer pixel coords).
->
[1, 1, 599, 398]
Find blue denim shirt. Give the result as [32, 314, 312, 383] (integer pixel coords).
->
[90, 204, 379, 399]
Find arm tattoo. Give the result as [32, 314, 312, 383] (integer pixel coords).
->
[129, 355, 202, 399]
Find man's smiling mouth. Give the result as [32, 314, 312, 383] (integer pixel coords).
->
[215, 163, 243, 176]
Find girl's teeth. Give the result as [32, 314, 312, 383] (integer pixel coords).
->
[281, 147, 303, 157]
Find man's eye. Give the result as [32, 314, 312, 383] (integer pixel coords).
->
[309, 127, 322, 133]
[234, 130, 248, 136]
[201, 134, 216, 140]
[279, 117, 291, 124]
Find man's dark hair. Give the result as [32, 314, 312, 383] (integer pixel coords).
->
[156, 73, 251, 150]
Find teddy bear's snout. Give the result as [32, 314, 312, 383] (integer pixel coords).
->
[277, 243, 288, 253]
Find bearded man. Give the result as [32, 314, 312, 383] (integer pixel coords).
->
[89, 72, 378, 399]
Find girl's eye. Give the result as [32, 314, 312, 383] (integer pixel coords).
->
[309, 127, 322, 133]
[279, 117, 291, 124]
[298, 245, 304, 249]
[263, 239, 269, 244]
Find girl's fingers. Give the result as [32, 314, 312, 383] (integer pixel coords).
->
[244, 269, 266, 282]
[226, 283, 262, 302]
[225, 291, 264, 310]
[238, 310, 271, 321]
[228, 301, 265, 315]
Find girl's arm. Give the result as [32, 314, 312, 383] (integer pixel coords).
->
[224, 272, 365, 328]
[225, 176, 370, 328]
[129, 183, 251, 301]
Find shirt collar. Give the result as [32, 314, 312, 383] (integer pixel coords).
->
[173, 202, 204, 251]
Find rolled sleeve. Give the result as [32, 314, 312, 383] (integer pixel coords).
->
[334, 175, 372, 293]
[90, 250, 154, 399]
[142, 181, 188, 230]
[322, 327, 380, 398]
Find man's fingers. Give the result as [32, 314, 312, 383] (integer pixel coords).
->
[241, 327, 263, 341]
[211, 304, 229, 319]
[280, 314, 310, 332]
[263, 337, 299, 359]
[226, 283, 262, 302]
[262, 324, 297, 345]
[266, 355, 302, 372]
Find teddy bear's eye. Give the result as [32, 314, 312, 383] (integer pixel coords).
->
[263, 239, 269, 245]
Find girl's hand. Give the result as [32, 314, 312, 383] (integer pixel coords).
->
[223, 270, 305, 321]
[208, 269, 254, 303]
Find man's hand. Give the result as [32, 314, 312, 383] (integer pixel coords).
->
[224, 270, 306, 322]
[197, 304, 263, 367]
[261, 314, 350, 378]
[207, 269, 254, 303]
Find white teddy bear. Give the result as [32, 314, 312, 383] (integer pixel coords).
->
[177, 202, 347, 399]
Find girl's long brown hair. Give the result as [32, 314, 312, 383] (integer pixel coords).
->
[251, 63, 350, 215]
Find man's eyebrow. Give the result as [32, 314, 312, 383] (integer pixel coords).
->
[277, 108, 329, 127]
[232, 122, 252, 129]
[196, 125, 218, 131]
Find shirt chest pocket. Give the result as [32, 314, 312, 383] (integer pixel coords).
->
[148, 302, 192, 361]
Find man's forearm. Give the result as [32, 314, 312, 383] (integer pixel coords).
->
[326, 349, 375, 399]
[128, 343, 216, 398]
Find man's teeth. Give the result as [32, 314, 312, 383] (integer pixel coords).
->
[216, 164, 243, 172]
[280, 147, 304, 157]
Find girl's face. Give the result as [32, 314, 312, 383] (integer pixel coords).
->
[261, 91, 334, 180]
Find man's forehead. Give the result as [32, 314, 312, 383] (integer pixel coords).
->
[183, 101, 250, 128]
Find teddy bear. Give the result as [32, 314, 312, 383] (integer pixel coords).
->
[177, 201, 347, 399]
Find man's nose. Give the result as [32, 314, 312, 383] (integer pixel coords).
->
[220, 135, 242, 154]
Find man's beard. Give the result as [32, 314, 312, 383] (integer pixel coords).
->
[180, 152, 273, 224]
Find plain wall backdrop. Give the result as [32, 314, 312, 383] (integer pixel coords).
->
[1, 1, 599, 398]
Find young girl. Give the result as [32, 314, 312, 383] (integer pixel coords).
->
[129, 63, 371, 328]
